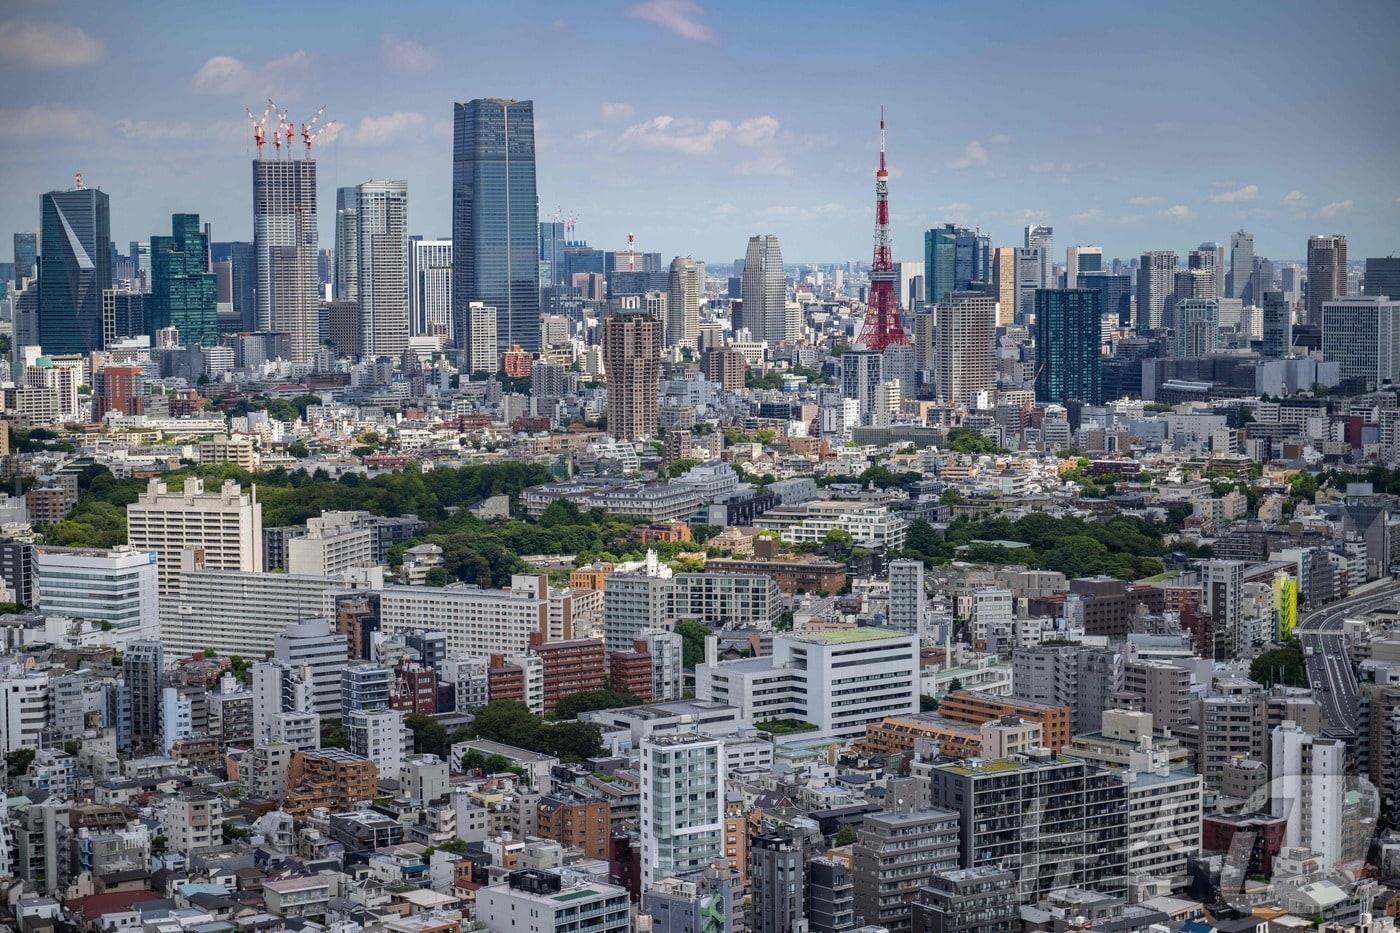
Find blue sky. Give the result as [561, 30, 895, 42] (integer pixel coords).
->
[2, 0, 1398, 266]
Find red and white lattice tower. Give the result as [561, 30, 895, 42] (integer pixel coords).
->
[856, 108, 909, 351]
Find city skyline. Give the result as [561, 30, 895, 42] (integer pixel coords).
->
[3, 0, 1399, 264]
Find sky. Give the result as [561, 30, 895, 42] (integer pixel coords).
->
[2, 0, 1399, 268]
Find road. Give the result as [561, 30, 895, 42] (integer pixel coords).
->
[1294, 579, 1400, 736]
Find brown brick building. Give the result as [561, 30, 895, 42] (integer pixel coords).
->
[537, 794, 611, 860]
[535, 637, 606, 713]
[285, 748, 377, 816]
[608, 642, 654, 702]
[936, 690, 1071, 752]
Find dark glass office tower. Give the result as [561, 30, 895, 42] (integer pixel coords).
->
[452, 98, 540, 358]
[38, 187, 112, 354]
[211, 241, 256, 331]
[924, 223, 991, 306]
[539, 221, 566, 287]
[1262, 290, 1291, 358]
[1077, 272, 1133, 326]
[149, 214, 217, 345]
[13, 232, 36, 281]
[1035, 287, 1103, 404]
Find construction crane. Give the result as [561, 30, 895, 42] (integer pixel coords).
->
[245, 102, 271, 154]
[300, 105, 328, 154]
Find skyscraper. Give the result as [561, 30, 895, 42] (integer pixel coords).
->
[1024, 224, 1053, 287]
[935, 291, 996, 405]
[992, 246, 1016, 327]
[210, 241, 255, 331]
[1262, 290, 1292, 358]
[253, 157, 319, 362]
[148, 214, 217, 346]
[1228, 230, 1254, 300]
[452, 98, 540, 357]
[666, 255, 700, 350]
[1307, 234, 1348, 326]
[334, 186, 358, 302]
[539, 221, 566, 287]
[603, 309, 661, 440]
[1321, 295, 1400, 391]
[1014, 247, 1041, 323]
[355, 180, 409, 358]
[1065, 245, 1103, 286]
[1077, 272, 1133, 327]
[1189, 244, 1220, 298]
[924, 224, 991, 306]
[410, 239, 453, 338]
[39, 186, 112, 355]
[1035, 288, 1103, 404]
[741, 234, 785, 344]
[13, 232, 36, 282]
[1174, 298, 1220, 358]
[1136, 250, 1177, 332]
[1364, 256, 1400, 300]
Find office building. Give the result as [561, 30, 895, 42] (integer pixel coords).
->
[742, 234, 785, 344]
[853, 800, 960, 932]
[127, 477, 262, 598]
[478, 871, 630, 933]
[603, 309, 661, 440]
[334, 186, 358, 301]
[1188, 244, 1221, 299]
[355, 180, 409, 358]
[100, 289, 146, 349]
[1228, 230, 1255, 300]
[1307, 234, 1347, 326]
[1136, 250, 1177, 331]
[888, 558, 926, 637]
[1262, 290, 1292, 357]
[992, 246, 1016, 326]
[253, 156, 319, 361]
[452, 98, 540, 356]
[211, 240, 256, 330]
[1015, 247, 1041, 323]
[273, 620, 349, 719]
[1035, 288, 1103, 404]
[1024, 224, 1053, 287]
[35, 545, 158, 646]
[0, 538, 36, 608]
[925, 224, 991, 306]
[666, 255, 700, 349]
[1065, 245, 1103, 285]
[841, 348, 885, 425]
[148, 213, 217, 345]
[1175, 298, 1220, 358]
[409, 238, 452, 337]
[934, 291, 996, 405]
[640, 732, 726, 888]
[39, 186, 112, 354]
[1321, 295, 1400, 391]
[930, 753, 1129, 899]
[1364, 256, 1400, 299]
[911, 867, 1018, 933]
[14, 231, 36, 282]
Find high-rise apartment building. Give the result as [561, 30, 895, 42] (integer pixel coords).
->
[666, 255, 700, 349]
[853, 798, 960, 932]
[39, 186, 112, 355]
[354, 180, 409, 358]
[603, 309, 661, 441]
[148, 213, 217, 346]
[1066, 245, 1103, 286]
[887, 558, 926, 638]
[273, 620, 349, 719]
[841, 349, 885, 426]
[464, 301, 498, 373]
[1262, 290, 1292, 357]
[924, 224, 991, 306]
[334, 186, 358, 301]
[452, 98, 540, 356]
[124, 640, 164, 749]
[1035, 288, 1103, 404]
[1024, 224, 1053, 288]
[409, 238, 452, 337]
[1307, 234, 1348, 326]
[1271, 722, 1346, 869]
[934, 291, 996, 405]
[253, 157, 319, 361]
[1174, 298, 1220, 358]
[640, 732, 726, 889]
[1188, 245, 1220, 299]
[741, 234, 785, 344]
[911, 867, 1018, 933]
[992, 246, 1016, 326]
[126, 477, 262, 598]
[1321, 295, 1400, 391]
[750, 831, 806, 933]
[1136, 250, 1178, 331]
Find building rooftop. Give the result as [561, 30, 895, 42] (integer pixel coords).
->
[788, 626, 908, 646]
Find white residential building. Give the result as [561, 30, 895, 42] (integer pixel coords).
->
[34, 545, 158, 646]
[287, 513, 375, 576]
[409, 238, 453, 337]
[466, 302, 499, 373]
[0, 670, 50, 754]
[273, 620, 349, 719]
[356, 179, 410, 359]
[477, 874, 631, 933]
[887, 558, 926, 638]
[1271, 721, 1346, 870]
[127, 477, 262, 598]
[640, 731, 727, 889]
[754, 499, 908, 549]
[349, 708, 408, 781]
[377, 584, 548, 659]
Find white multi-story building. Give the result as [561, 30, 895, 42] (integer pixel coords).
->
[377, 584, 548, 660]
[754, 499, 908, 549]
[287, 513, 375, 576]
[349, 708, 408, 781]
[409, 238, 452, 337]
[34, 545, 158, 646]
[640, 731, 726, 889]
[466, 302, 498, 374]
[696, 627, 920, 740]
[603, 571, 673, 657]
[887, 558, 926, 638]
[741, 235, 786, 346]
[671, 572, 781, 630]
[1271, 721, 1346, 870]
[160, 687, 192, 753]
[127, 477, 262, 598]
[273, 620, 348, 719]
[162, 792, 222, 856]
[935, 291, 996, 405]
[196, 435, 256, 469]
[356, 179, 410, 359]
[0, 670, 49, 754]
[667, 255, 700, 350]
[477, 874, 631, 933]
[1322, 295, 1400, 391]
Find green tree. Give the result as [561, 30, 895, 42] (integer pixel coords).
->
[919, 695, 939, 712]
[946, 427, 1000, 455]
[834, 825, 858, 847]
[552, 690, 642, 720]
[469, 700, 540, 746]
[6, 748, 35, 776]
[664, 458, 701, 479]
[1250, 642, 1307, 689]
[406, 713, 451, 757]
[676, 621, 711, 669]
[321, 720, 349, 750]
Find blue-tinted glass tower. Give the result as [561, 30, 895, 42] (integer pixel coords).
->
[38, 187, 112, 354]
[1035, 288, 1103, 404]
[924, 223, 990, 306]
[452, 98, 540, 360]
[149, 213, 218, 345]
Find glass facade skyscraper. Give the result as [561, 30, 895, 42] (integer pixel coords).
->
[1077, 272, 1133, 326]
[452, 98, 540, 359]
[13, 232, 36, 282]
[1035, 287, 1103, 404]
[924, 223, 990, 306]
[38, 187, 112, 354]
[149, 213, 217, 346]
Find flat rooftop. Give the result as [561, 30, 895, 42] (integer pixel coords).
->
[789, 626, 908, 646]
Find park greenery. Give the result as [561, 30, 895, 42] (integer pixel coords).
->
[550, 689, 642, 721]
[945, 427, 1003, 455]
[464, 699, 605, 762]
[1249, 638, 1308, 689]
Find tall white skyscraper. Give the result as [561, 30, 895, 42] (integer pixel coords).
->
[1136, 250, 1178, 331]
[666, 255, 700, 350]
[253, 158, 319, 362]
[334, 186, 358, 301]
[1024, 224, 1054, 287]
[936, 291, 996, 404]
[887, 558, 926, 638]
[640, 732, 726, 889]
[1271, 722, 1346, 870]
[741, 234, 785, 345]
[465, 302, 499, 374]
[1228, 230, 1254, 300]
[355, 180, 409, 359]
[410, 238, 453, 337]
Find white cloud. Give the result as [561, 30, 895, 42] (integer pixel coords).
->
[3, 104, 95, 139]
[190, 50, 309, 96]
[1072, 208, 1104, 222]
[713, 202, 739, 216]
[0, 19, 104, 69]
[344, 111, 425, 145]
[939, 202, 972, 213]
[989, 134, 1012, 145]
[1319, 199, 1353, 218]
[574, 129, 603, 142]
[1283, 190, 1308, 205]
[1161, 204, 1194, 219]
[618, 113, 782, 158]
[627, 0, 717, 41]
[380, 34, 437, 74]
[1209, 184, 1259, 203]
[735, 155, 791, 177]
[115, 120, 198, 141]
[600, 102, 636, 120]
[732, 115, 780, 147]
[1128, 195, 1165, 206]
[950, 140, 987, 170]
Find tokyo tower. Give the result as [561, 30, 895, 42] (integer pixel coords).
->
[855, 108, 909, 351]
